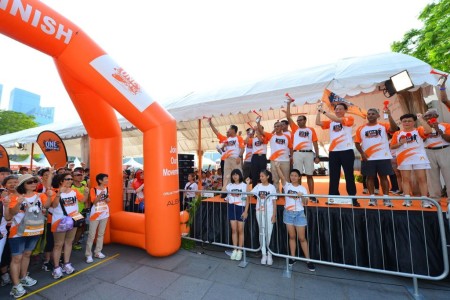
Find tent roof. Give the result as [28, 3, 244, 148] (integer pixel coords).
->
[0, 52, 439, 156]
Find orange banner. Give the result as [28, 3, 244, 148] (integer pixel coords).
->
[36, 131, 67, 169]
[321, 89, 367, 118]
[0, 145, 10, 168]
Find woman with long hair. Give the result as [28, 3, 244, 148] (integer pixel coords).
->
[50, 174, 89, 279]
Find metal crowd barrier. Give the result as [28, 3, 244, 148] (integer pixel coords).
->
[179, 189, 261, 268]
[264, 194, 449, 299]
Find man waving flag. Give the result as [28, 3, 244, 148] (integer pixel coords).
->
[321, 89, 367, 118]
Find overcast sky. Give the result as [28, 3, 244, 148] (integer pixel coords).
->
[0, 0, 433, 123]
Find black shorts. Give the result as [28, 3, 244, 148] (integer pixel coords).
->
[361, 159, 394, 176]
[228, 203, 245, 221]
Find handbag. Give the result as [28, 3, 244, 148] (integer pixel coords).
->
[60, 198, 85, 228]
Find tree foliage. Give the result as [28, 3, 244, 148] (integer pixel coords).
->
[0, 110, 38, 135]
[391, 0, 450, 72]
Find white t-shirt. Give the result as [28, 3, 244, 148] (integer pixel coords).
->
[51, 189, 83, 232]
[184, 182, 198, 198]
[226, 182, 248, 206]
[251, 183, 277, 212]
[355, 123, 393, 160]
[284, 183, 307, 212]
[90, 187, 110, 221]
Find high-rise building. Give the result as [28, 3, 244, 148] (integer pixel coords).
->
[8, 88, 54, 125]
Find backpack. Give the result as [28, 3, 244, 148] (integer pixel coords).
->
[17, 195, 46, 237]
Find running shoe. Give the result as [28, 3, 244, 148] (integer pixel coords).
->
[235, 250, 242, 261]
[86, 256, 94, 264]
[230, 250, 237, 260]
[94, 252, 106, 259]
[267, 253, 273, 265]
[422, 200, 433, 209]
[52, 267, 63, 279]
[368, 199, 377, 206]
[20, 275, 37, 287]
[10, 284, 26, 298]
[72, 243, 82, 251]
[42, 261, 53, 272]
[362, 189, 368, 194]
[288, 259, 296, 269]
[309, 197, 318, 203]
[63, 263, 75, 275]
[1, 272, 12, 286]
[374, 189, 380, 195]
[306, 262, 316, 272]
[390, 190, 400, 195]
[383, 199, 394, 207]
[261, 255, 267, 265]
[402, 200, 412, 207]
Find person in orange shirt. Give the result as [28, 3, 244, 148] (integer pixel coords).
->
[390, 113, 433, 207]
[422, 109, 450, 207]
[355, 108, 399, 207]
[316, 103, 360, 206]
[208, 119, 245, 190]
[3, 174, 52, 298]
[438, 76, 450, 112]
[85, 173, 110, 263]
[257, 120, 292, 193]
[286, 101, 320, 201]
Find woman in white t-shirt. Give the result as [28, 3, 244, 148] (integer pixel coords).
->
[251, 169, 277, 265]
[274, 162, 315, 272]
[225, 169, 251, 261]
[50, 174, 89, 279]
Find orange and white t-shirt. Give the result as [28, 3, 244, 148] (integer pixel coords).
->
[321, 116, 354, 152]
[89, 186, 110, 221]
[355, 123, 393, 160]
[244, 138, 253, 162]
[290, 123, 318, 151]
[265, 132, 292, 161]
[216, 133, 245, 159]
[51, 189, 83, 232]
[423, 123, 450, 149]
[252, 136, 268, 155]
[8, 193, 47, 238]
[283, 183, 307, 212]
[390, 128, 430, 166]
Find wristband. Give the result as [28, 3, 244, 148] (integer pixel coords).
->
[440, 87, 446, 91]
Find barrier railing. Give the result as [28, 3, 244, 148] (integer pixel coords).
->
[179, 189, 262, 268]
[264, 193, 449, 299]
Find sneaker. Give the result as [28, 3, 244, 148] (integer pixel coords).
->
[390, 190, 400, 195]
[368, 199, 377, 206]
[235, 250, 242, 261]
[267, 253, 273, 265]
[362, 188, 368, 194]
[374, 189, 380, 195]
[352, 199, 361, 207]
[86, 256, 94, 264]
[384, 199, 394, 207]
[230, 250, 237, 260]
[306, 262, 316, 272]
[72, 243, 82, 251]
[422, 200, 432, 209]
[63, 263, 75, 275]
[10, 284, 26, 298]
[52, 267, 63, 279]
[309, 197, 318, 203]
[20, 275, 37, 287]
[42, 261, 52, 272]
[94, 252, 106, 259]
[402, 200, 412, 207]
[1, 273, 12, 286]
[288, 259, 296, 268]
[261, 255, 267, 265]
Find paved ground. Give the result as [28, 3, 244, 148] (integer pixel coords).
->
[1, 242, 449, 300]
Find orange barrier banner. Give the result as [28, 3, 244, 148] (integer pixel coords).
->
[0, 145, 10, 168]
[321, 89, 367, 118]
[36, 131, 67, 169]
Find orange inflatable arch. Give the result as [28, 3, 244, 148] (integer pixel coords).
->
[0, 0, 180, 256]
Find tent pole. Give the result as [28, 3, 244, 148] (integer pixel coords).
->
[197, 119, 203, 189]
[29, 143, 34, 171]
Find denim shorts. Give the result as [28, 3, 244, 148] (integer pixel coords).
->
[228, 203, 246, 221]
[9, 236, 40, 256]
[283, 210, 307, 227]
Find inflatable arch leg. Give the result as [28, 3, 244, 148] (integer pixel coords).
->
[0, 0, 180, 256]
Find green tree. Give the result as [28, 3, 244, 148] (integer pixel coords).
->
[391, 0, 450, 72]
[0, 110, 38, 135]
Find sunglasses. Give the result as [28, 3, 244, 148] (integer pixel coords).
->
[64, 178, 73, 181]
[25, 179, 38, 184]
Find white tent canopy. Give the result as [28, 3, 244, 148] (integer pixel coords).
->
[0, 52, 440, 157]
[123, 157, 143, 169]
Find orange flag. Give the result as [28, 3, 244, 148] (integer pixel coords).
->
[0, 145, 10, 168]
[321, 89, 367, 118]
[36, 131, 68, 169]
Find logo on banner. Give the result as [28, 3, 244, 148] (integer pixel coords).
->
[43, 140, 60, 151]
[112, 67, 141, 95]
